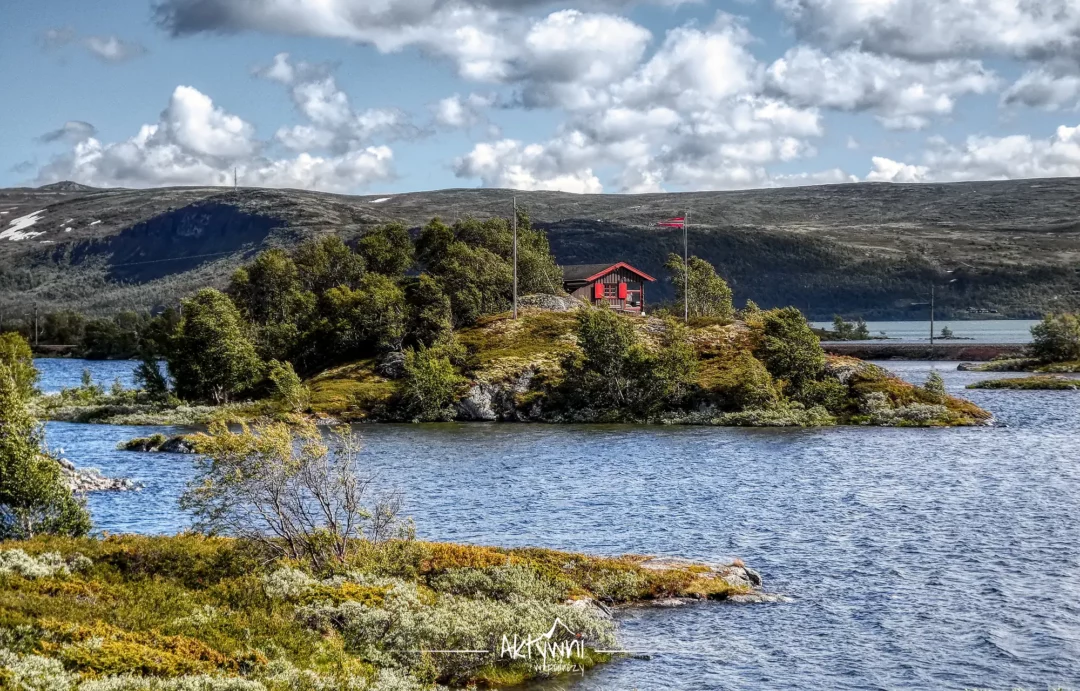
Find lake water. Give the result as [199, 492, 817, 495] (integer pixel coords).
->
[812, 319, 1039, 343]
[35, 359, 1080, 691]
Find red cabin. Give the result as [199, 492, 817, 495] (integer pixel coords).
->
[561, 262, 656, 314]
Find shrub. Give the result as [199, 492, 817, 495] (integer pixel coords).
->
[752, 307, 826, 394]
[0, 362, 91, 540]
[400, 347, 464, 421]
[664, 255, 734, 320]
[182, 421, 405, 568]
[0, 333, 37, 401]
[923, 371, 946, 398]
[266, 360, 310, 413]
[1030, 312, 1080, 363]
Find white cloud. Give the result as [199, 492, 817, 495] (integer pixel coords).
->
[775, 0, 1080, 62]
[767, 47, 997, 129]
[34, 85, 396, 193]
[84, 36, 148, 63]
[433, 93, 496, 128]
[1002, 67, 1080, 111]
[865, 156, 929, 183]
[38, 121, 97, 144]
[864, 123, 1080, 182]
[256, 54, 417, 153]
[453, 139, 603, 193]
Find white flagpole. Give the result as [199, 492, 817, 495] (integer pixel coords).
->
[513, 196, 518, 320]
[683, 210, 690, 323]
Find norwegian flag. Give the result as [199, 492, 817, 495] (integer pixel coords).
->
[657, 217, 685, 228]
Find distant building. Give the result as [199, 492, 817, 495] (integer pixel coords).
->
[561, 262, 656, 314]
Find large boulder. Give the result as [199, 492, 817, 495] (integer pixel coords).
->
[57, 458, 138, 492]
[456, 368, 537, 421]
[519, 294, 582, 312]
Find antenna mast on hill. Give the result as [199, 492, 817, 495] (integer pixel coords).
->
[233, 168, 237, 189]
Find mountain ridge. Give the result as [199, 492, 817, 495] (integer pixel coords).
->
[2, 178, 1079, 320]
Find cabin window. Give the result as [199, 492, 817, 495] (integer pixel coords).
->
[604, 283, 618, 298]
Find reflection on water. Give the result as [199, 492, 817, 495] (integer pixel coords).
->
[38, 359, 1080, 690]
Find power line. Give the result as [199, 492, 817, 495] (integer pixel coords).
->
[105, 249, 245, 268]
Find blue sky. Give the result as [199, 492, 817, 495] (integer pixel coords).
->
[3, 0, 1080, 194]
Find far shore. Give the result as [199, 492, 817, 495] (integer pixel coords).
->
[823, 342, 1027, 361]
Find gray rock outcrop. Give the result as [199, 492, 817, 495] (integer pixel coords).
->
[57, 458, 138, 493]
[519, 294, 582, 312]
[456, 368, 537, 421]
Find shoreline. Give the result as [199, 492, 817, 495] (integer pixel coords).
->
[823, 342, 1027, 361]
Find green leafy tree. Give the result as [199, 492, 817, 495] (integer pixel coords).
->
[559, 308, 658, 418]
[431, 242, 512, 326]
[0, 341, 91, 539]
[229, 251, 315, 361]
[401, 346, 465, 421]
[405, 273, 453, 348]
[133, 351, 170, 400]
[664, 254, 734, 320]
[1030, 313, 1080, 363]
[266, 359, 310, 413]
[319, 274, 407, 359]
[653, 318, 698, 406]
[294, 236, 366, 294]
[356, 223, 414, 277]
[41, 310, 86, 345]
[753, 307, 826, 395]
[82, 311, 147, 359]
[0, 333, 37, 400]
[168, 289, 264, 404]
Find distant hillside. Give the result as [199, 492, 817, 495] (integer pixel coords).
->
[2, 179, 1079, 320]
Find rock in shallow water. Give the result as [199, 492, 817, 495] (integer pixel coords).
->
[56, 458, 138, 493]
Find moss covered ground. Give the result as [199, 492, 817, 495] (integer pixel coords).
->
[968, 376, 1080, 390]
[0, 536, 749, 690]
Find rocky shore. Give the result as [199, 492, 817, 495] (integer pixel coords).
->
[56, 458, 138, 493]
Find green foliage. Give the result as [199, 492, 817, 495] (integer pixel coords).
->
[664, 254, 734, 320]
[753, 307, 826, 395]
[924, 371, 947, 398]
[0, 333, 37, 401]
[293, 236, 366, 294]
[403, 274, 452, 349]
[940, 326, 954, 339]
[699, 350, 780, 411]
[266, 360, 310, 413]
[418, 213, 562, 326]
[558, 309, 695, 419]
[168, 289, 263, 404]
[0, 359, 91, 540]
[134, 354, 170, 401]
[1030, 312, 1080, 363]
[82, 312, 148, 360]
[182, 421, 403, 568]
[318, 275, 406, 359]
[40, 311, 87, 346]
[967, 375, 1079, 390]
[355, 223, 414, 278]
[830, 315, 870, 340]
[401, 346, 465, 421]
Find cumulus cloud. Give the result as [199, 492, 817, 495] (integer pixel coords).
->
[452, 138, 603, 193]
[34, 85, 395, 192]
[1002, 67, 1080, 110]
[256, 53, 419, 152]
[767, 47, 997, 129]
[775, 0, 1080, 63]
[865, 123, 1080, 183]
[433, 93, 497, 129]
[453, 14, 836, 192]
[37, 121, 98, 144]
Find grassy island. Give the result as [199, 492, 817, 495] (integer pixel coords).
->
[967, 375, 1080, 390]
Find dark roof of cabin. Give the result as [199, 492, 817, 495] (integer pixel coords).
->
[561, 264, 618, 281]
[561, 262, 656, 282]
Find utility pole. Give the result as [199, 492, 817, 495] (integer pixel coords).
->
[233, 168, 238, 189]
[929, 283, 935, 359]
[33, 304, 39, 346]
[683, 209, 690, 323]
[512, 196, 518, 320]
